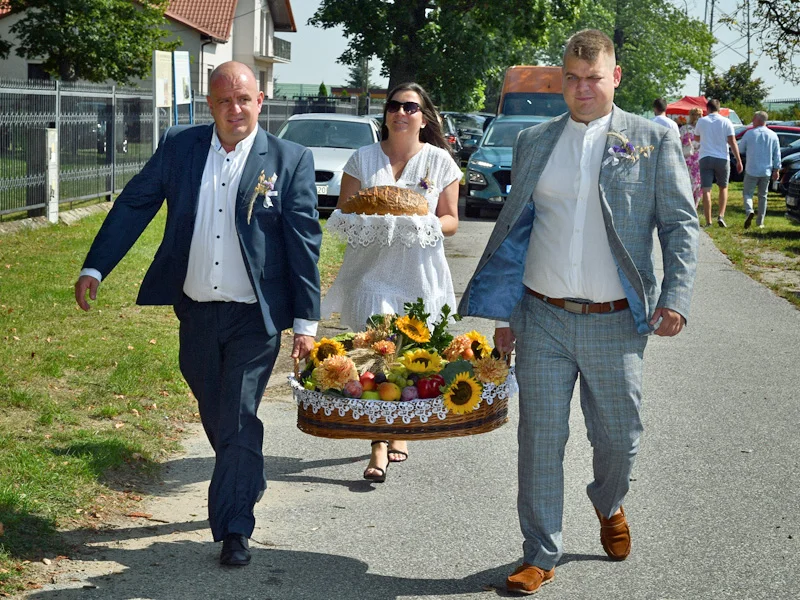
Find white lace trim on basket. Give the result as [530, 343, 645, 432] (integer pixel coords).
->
[291, 368, 518, 425]
[326, 210, 444, 249]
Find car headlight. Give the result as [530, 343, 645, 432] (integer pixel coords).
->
[467, 170, 487, 185]
[468, 160, 494, 169]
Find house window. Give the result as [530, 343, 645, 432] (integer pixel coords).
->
[28, 64, 50, 80]
[259, 71, 267, 92]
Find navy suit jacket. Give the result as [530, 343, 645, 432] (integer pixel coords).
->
[83, 124, 322, 338]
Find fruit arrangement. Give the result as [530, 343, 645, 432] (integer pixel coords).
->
[295, 299, 512, 415]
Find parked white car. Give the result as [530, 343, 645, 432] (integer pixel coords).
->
[275, 113, 381, 214]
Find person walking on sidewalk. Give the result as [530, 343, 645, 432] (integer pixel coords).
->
[651, 98, 679, 133]
[738, 111, 780, 229]
[74, 61, 322, 568]
[695, 98, 743, 227]
[458, 29, 699, 595]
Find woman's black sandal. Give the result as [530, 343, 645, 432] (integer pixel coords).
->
[363, 440, 389, 483]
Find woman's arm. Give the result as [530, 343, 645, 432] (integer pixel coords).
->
[336, 173, 362, 209]
[435, 179, 459, 236]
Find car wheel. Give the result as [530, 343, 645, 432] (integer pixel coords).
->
[465, 204, 481, 218]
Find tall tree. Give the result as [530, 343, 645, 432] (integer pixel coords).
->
[703, 62, 771, 107]
[535, 0, 715, 113]
[346, 57, 373, 94]
[722, 0, 800, 84]
[309, 0, 580, 111]
[1, 0, 178, 83]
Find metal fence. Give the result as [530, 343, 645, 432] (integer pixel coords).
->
[0, 79, 369, 218]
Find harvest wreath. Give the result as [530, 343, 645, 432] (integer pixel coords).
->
[291, 299, 517, 440]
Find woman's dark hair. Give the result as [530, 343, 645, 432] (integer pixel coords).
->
[381, 82, 450, 152]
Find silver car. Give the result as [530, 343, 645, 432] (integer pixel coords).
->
[275, 113, 381, 214]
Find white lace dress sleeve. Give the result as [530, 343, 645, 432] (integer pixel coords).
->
[321, 143, 460, 330]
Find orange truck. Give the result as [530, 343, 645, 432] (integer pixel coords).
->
[497, 65, 568, 118]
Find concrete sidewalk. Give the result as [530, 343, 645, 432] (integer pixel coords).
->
[24, 218, 800, 599]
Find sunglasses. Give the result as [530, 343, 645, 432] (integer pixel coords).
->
[386, 100, 422, 115]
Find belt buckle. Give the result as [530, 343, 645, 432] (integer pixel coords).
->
[562, 300, 587, 314]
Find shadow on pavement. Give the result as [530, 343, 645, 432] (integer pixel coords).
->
[27, 541, 522, 599]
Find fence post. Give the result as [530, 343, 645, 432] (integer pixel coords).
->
[46, 127, 59, 224]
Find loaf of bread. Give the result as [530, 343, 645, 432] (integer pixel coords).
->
[339, 186, 429, 216]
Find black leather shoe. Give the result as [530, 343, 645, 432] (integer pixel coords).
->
[220, 534, 251, 566]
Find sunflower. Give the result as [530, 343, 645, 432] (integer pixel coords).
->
[443, 373, 482, 414]
[395, 315, 431, 344]
[443, 335, 471, 361]
[465, 331, 492, 360]
[315, 355, 358, 391]
[401, 348, 442, 373]
[473, 356, 509, 385]
[372, 340, 396, 356]
[309, 338, 347, 365]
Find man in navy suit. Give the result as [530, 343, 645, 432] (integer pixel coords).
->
[75, 62, 322, 567]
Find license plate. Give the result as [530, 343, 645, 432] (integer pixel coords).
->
[316, 185, 328, 195]
[788, 196, 798, 207]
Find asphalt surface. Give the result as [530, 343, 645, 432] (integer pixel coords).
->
[25, 210, 800, 600]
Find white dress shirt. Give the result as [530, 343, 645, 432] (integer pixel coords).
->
[81, 126, 317, 336]
[523, 113, 626, 302]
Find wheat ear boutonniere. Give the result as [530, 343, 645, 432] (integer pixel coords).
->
[603, 131, 655, 167]
[246, 171, 277, 224]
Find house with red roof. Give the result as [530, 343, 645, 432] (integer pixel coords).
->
[0, 0, 295, 98]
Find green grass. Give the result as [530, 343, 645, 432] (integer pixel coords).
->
[0, 208, 345, 594]
[702, 182, 800, 308]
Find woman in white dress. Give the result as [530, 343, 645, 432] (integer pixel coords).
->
[323, 82, 461, 482]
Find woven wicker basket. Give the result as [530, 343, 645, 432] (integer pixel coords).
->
[291, 369, 515, 440]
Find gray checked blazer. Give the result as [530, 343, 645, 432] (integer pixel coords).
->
[458, 106, 699, 335]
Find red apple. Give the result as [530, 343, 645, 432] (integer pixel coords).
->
[359, 371, 377, 391]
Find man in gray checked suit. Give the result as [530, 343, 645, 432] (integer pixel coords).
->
[459, 30, 698, 594]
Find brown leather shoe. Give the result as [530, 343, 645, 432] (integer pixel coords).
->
[595, 505, 631, 560]
[506, 563, 555, 595]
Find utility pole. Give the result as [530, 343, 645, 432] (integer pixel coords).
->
[746, 0, 751, 67]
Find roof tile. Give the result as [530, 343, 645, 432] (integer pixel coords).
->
[166, 0, 238, 42]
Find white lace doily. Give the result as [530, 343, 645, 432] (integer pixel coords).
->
[326, 210, 444, 249]
[292, 368, 518, 425]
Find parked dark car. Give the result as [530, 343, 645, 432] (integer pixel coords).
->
[778, 151, 800, 196]
[464, 115, 544, 218]
[441, 113, 463, 158]
[731, 124, 800, 184]
[441, 111, 493, 166]
[785, 169, 800, 223]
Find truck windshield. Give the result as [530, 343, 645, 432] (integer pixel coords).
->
[501, 93, 568, 117]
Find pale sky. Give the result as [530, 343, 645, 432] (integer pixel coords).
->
[276, 0, 797, 103]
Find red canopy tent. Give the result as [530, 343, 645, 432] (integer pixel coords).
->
[666, 96, 731, 118]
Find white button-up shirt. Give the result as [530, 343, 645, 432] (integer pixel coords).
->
[183, 127, 258, 303]
[523, 113, 626, 302]
[81, 126, 317, 336]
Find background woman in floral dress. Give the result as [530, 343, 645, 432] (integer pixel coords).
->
[680, 107, 703, 208]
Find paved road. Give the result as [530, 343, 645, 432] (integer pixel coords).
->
[27, 212, 800, 599]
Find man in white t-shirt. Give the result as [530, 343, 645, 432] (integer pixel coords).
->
[694, 98, 743, 227]
[652, 98, 679, 133]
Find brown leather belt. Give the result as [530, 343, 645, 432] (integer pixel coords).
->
[526, 287, 629, 314]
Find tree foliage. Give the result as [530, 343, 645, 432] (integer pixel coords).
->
[1, 0, 178, 83]
[703, 61, 771, 108]
[346, 57, 374, 93]
[722, 1, 800, 84]
[310, 0, 581, 111]
[536, 0, 715, 113]
[319, 81, 328, 96]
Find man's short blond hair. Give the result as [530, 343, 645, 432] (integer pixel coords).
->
[753, 110, 769, 123]
[563, 29, 616, 65]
